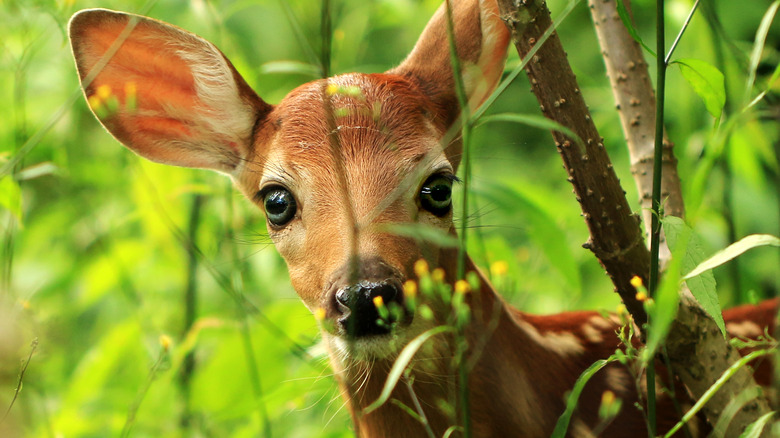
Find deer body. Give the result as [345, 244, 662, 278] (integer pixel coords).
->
[68, 1, 776, 436]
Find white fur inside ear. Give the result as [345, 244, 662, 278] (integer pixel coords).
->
[466, 0, 509, 109]
[168, 33, 256, 172]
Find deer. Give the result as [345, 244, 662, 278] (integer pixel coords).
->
[68, 0, 777, 436]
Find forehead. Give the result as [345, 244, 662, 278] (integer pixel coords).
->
[268, 73, 443, 170]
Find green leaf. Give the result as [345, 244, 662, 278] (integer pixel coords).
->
[675, 58, 726, 118]
[663, 216, 726, 337]
[378, 223, 460, 248]
[475, 113, 584, 149]
[0, 175, 22, 222]
[739, 412, 775, 438]
[364, 325, 451, 414]
[644, 244, 682, 359]
[684, 234, 780, 280]
[551, 357, 615, 437]
[615, 0, 656, 57]
[745, 1, 780, 99]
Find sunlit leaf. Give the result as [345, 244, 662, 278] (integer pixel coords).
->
[684, 234, 780, 280]
[675, 58, 726, 118]
[664, 216, 725, 337]
[0, 175, 22, 222]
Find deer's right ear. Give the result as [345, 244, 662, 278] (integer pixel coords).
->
[69, 9, 272, 175]
[389, 0, 510, 129]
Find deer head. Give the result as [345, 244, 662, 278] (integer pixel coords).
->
[69, 0, 510, 363]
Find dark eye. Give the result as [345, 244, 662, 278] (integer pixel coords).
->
[261, 186, 297, 227]
[420, 174, 454, 216]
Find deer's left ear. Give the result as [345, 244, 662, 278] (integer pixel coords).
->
[389, 0, 510, 128]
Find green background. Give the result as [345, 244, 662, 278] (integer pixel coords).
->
[0, 0, 777, 436]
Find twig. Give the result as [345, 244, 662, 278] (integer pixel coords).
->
[120, 343, 169, 438]
[1, 338, 37, 424]
[664, 0, 701, 65]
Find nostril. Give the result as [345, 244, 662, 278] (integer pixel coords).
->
[335, 280, 406, 338]
[335, 288, 351, 307]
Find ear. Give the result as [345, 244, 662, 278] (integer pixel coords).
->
[389, 0, 510, 128]
[69, 9, 272, 175]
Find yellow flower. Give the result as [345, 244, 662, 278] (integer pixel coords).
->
[490, 260, 509, 277]
[630, 275, 643, 289]
[635, 291, 648, 302]
[326, 83, 339, 95]
[431, 268, 445, 282]
[159, 334, 172, 351]
[455, 279, 471, 295]
[403, 280, 417, 298]
[373, 295, 384, 308]
[414, 259, 429, 277]
[88, 95, 103, 110]
[96, 84, 112, 99]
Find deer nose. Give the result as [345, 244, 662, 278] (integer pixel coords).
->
[335, 280, 404, 338]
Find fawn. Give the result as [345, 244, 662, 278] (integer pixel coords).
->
[69, 0, 776, 436]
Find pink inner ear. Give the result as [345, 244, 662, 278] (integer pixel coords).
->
[82, 21, 200, 123]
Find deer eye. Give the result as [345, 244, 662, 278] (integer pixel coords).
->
[420, 174, 455, 216]
[261, 186, 297, 227]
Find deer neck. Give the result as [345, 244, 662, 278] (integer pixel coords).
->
[328, 249, 569, 437]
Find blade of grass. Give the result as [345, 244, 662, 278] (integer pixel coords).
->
[364, 325, 451, 414]
[120, 342, 169, 438]
[663, 349, 774, 438]
[745, 1, 780, 101]
[551, 356, 615, 437]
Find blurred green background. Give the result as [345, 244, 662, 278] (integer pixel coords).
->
[0, 0, 777, 436]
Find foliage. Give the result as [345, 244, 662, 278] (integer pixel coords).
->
[0, 0, 777, 436]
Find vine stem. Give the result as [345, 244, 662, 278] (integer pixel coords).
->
[646, 0, 669, 434]
[443, 1, 472, 435]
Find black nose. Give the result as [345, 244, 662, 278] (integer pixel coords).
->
[335, 280, 404, 338]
